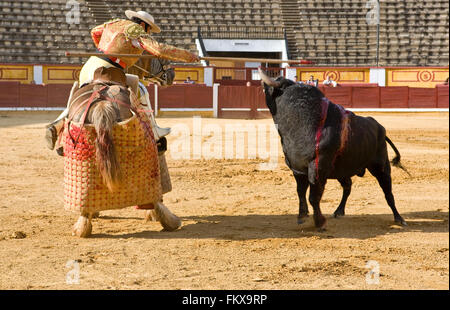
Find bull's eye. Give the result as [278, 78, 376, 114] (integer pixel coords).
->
[162, 73, 167, 79]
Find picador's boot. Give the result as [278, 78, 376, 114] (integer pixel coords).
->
[149, 110, 171, 140]
[45, 121, 64, 150]
[45, 123, 58, 150]
[45, 81, 79, 150]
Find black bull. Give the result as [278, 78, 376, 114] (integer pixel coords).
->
[259, 68, 408, 230]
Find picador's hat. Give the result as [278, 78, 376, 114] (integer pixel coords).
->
[125, 10, 161, 33]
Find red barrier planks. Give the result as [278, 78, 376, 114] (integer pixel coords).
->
[436, 85, 449, 108]
[0, 82, 20, 107]
[352, 87, 380, 108]
[158, 84, 185, 108]
[408, 87, 437, 108]
[218, 86, 253, 118]
[19, 84, 48, 107]
[46, 84, 72, 107]
[380, 87, 409, 108]
[323, 87, 352, 108]
[185, 85, 213, 109]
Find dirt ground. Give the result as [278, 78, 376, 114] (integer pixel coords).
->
[0, 111, 448, 290]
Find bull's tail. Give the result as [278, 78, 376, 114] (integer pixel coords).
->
[386, 136, 411, 177]
[92, 100, 122, 191]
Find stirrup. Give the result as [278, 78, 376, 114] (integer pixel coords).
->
[45, 125, 57, 150]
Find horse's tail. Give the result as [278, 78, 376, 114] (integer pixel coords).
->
[386, 136, 411, 177]
[91, 100, 122, 191]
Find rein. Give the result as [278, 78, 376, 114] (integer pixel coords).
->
[142, 58, 169, 84]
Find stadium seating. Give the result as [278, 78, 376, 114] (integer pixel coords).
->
[0, 0, 448, 66]
[281, 0, 449, 66]
[0, 0, 95, 64]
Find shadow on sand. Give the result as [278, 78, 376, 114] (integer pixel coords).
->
[90, 210, 448, 240]
[0, 111, 60, 128]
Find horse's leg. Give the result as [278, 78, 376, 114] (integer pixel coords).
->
[72, 212, 93, 237]
[333, 177, 352, 218]
[137, 203, 159, 222]
[144, 209, 160, 222]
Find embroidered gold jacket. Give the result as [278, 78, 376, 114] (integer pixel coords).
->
[91, 19, 198, 67]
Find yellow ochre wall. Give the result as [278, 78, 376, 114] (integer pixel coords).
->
[1, 64, 448, 88]
[0, 64, 34, 83]
[43, 65, 82, 84]
[173, 67, 204, 83]
[386, 67, 449, 88]
[296, 67, 370, 84]
[0, 64, 205, 84]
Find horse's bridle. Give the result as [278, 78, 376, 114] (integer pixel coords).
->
[142, 58, 171, 85]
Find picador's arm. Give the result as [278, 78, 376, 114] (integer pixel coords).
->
[139, 36, 199, 63]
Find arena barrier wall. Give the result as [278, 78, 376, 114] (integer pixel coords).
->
[217, 84, 449, 119]
[0, 83, 448, 118]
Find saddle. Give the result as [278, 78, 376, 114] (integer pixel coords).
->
[92, 66, 127, 87]
[67, 67, 134, 125]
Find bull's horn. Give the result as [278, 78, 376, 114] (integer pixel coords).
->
[258, 68, 281, 88]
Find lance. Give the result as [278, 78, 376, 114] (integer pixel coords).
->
[64, 52, 314, 65]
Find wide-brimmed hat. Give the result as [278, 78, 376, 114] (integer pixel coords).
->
[125, 10, 161, 33]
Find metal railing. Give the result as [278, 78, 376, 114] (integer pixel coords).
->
[199, 26, 285, 40]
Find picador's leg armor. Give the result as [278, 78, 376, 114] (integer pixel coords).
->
[138, 81, 170, 140]
[137, 82, 172, 194]
[45, 81, 79, 150]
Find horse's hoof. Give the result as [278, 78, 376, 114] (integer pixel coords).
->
[72, 216, 92, 238]
[297, 217, 306, 225]
[317, 227, 327, 232]
[155, 202, 181, 231]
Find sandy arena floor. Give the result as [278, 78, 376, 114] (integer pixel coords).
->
[0, 111, 448, 290]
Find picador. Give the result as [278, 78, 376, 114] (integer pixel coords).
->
[46, 10, 199, 237]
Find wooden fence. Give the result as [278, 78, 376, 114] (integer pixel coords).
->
[0, 82, 448, 119]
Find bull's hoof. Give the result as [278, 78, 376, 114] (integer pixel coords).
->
[314, 215, 327, 232]
[333, 210, 345, 218]
[297, 217, 306, 225]
[395, 217, 408, 226]
[298, 212, 309, 219]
